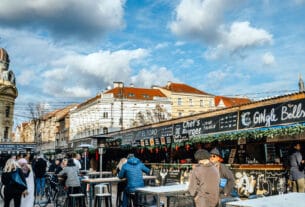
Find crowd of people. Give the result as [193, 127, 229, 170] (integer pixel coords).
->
[0, 152, 87, 207]
[1, 142, 303, 207]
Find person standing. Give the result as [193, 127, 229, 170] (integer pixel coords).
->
[18, 158, 35, 207]
[32, 154, 47, 199]
[116, 157, 127, 207]
[72, 153, 82, 171]
[189, 149, 220, 207]
[289, 143, 305, 192]
[210, 148, 235, 206]
[1, 158, 28, 207]
[118, 154, 150, 207]
[58, 158, 81, 195]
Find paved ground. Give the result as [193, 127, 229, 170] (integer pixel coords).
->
[0, 183, 120, 207]
[0, 183, 168, 207]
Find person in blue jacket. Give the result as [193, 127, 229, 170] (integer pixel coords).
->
[118, 154, 150, 207]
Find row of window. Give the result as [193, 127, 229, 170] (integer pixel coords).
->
[177, 98, 214, 107]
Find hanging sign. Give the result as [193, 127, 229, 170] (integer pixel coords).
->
[239, 98, 305, 129]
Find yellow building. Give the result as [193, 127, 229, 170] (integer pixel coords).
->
[154, 81, 251, 118]
[0, 48, 18, 142]
[154, 81, 215, 118]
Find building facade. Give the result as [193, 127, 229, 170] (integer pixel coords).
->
[69, 82, 172, 147]
[0, 48, 18, 142]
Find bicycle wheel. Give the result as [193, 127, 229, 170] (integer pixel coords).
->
[0, 183, 4, 200]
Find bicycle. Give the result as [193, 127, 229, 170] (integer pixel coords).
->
[0, 182, 4, 201]
[34, 174, 68, 207]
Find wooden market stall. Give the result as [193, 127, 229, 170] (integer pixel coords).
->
[102, 92, 305, 198]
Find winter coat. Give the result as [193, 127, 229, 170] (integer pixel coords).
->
[118, 157, 150, 193]
[289, 150, 304, 180]
[1, 168, 28, 195]
[188, 162, 220, 207]
[20, 167, 35, 207]
[219, 163, 235, 197]
[58, 166, 80, 187]
[33, 158, 47, 178]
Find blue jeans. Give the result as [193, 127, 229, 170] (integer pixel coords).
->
[35, 177, 46, 196]
[122, 191, 129, 207]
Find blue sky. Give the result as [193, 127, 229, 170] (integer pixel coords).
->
[0, 0, 305, 124]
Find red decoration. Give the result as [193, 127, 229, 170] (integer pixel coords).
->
[175, 145, 179, 151]
[155, 148, 159, 154]
[95, 149, 99, 160]
[185, 144, 190, 151]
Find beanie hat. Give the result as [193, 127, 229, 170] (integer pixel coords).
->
[210, 148, 223, 159]
[18, 158, 28, 165]
[194, 149, 210, 160]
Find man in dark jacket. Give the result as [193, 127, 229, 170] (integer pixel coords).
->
[118, 154, 150, 207]
[289, 143, 305, 192]
[32, 154, 47, 198]
[210, 148, 236, 207]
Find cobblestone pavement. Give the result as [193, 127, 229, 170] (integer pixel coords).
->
[0, 183, 119, 207]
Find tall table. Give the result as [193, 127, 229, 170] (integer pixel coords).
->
[136, 184, 188, 207]
[226, 193, 305, 207]
[82, 175, 156, 207]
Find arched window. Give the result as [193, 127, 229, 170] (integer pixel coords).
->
[5, 106, 10, 117]
[103, 127, 108, 134]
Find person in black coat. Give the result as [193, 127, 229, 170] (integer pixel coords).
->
[1, 158, 28, 207]
[32, 154, 47, 197]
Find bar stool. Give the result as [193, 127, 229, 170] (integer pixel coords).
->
[94, 193, 112, 207]
[94, 183, 112, 207]
[68, 193, 87, 207]
[127, 192, 136, 207]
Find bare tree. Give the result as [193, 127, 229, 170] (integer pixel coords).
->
[131, 104, 171, 127]
[28, 103, 46, 152]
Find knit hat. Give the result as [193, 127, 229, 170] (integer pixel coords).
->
[210, 148, 223, 159]
[194, 149, 210, 160]
[18, 158, 28, 165]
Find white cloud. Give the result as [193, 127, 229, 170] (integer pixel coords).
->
[170, 0, 273, 59]
[131, 66, 179, 88]
[170, 0, 227, 43]
[175, 41, 186, 46]
[62, 86, 92, 98]
[262, 52, 275, 65]
[200, 67, 250, 93]
[0, 0, 125, 40]
[179, 58, 194, 68]
[17, 70, 35, 85]
[295, 0, 305, 5]
[155, 42, 169, 49]
[221, 22, 273, 53]
[43, 49, 149, 97]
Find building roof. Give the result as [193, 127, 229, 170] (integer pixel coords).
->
[105, 87, 167, 100]
[214, 96, 251, 107]
[42, 104, 77, 120]
[161, 82, 210, 95]
[77, 94, 101, 108]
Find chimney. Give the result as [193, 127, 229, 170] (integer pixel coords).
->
[299, 74, 305, 92]
[167, 81, 172, 88]
[113, 81, 124, 88]
[151, 85, 159, 89]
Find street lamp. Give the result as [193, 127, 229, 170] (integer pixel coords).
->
[98, 144, 105, 172]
